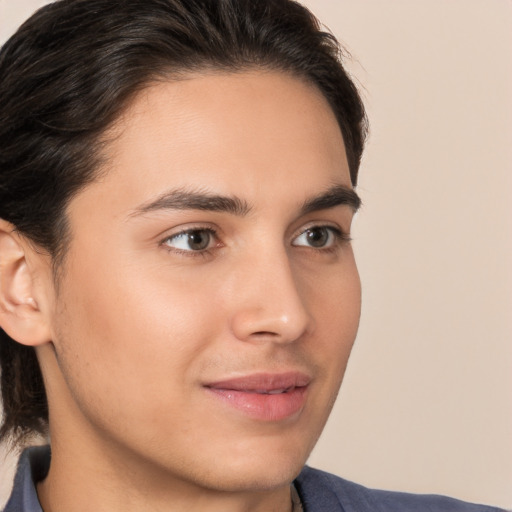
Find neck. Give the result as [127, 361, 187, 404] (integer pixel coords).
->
[37, 436, 294, 512]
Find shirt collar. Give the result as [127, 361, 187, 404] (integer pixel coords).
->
[3, 445, 50, 512]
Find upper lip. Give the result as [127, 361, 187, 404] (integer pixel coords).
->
[204, 372, 311, 393]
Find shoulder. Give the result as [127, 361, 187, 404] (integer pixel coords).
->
[2, 445, 49, 512]
[294, 466, 507, 512]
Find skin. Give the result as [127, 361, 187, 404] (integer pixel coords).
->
[4, 71, 361, 512]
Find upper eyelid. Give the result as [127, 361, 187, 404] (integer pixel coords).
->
[291, 225, 350, 246]
[291, 221, 349, 239]
[159, 226, 219, 251]
[159, 224, 220, 242]
[165, 226, 217, 237]
[160, 227, 220, 257]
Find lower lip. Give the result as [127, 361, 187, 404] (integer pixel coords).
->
[205, 386, 308, 422]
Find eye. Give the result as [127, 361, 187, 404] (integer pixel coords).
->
[163, 228, 217, 252]
[292, 226, 342, 249]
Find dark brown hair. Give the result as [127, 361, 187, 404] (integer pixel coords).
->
[0, 0, 367, 445]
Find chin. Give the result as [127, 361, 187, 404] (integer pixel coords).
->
[203, 458, 305, 493]
[191, 438, 312, 493]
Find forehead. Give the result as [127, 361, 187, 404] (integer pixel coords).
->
[72, 71, 350, 219]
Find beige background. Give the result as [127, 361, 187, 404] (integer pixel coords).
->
[1, 0, 511, 509]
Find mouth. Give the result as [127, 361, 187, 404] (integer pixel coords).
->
[204, 372, 310, 422]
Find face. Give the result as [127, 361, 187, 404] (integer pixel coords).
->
[40, 71, 361, 493]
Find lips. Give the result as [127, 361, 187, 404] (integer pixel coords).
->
[204, 372, 310, 421]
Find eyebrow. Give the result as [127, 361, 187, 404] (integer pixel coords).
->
[130, 188, 251, 217]
[300, 184, 361, 215]
[129, 184, 361, 218]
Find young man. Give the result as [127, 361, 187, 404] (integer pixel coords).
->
[0, 1, 505, 511]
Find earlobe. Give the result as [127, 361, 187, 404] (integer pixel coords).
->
[0, 220, 52, 346]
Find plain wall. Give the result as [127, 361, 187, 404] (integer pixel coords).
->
[1, 0, 511, 509]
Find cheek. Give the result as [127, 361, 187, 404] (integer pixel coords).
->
[293, 258, 360, 452]
[305, 255, 361, 377]
[51, 255, 223, 416]
[307, 250, 361, 333]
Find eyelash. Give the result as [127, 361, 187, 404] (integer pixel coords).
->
[160, 224, 351, 258]
[293, 225, 352, 254]
[161, 227, 220, 258]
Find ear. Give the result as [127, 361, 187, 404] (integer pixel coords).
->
[0, 220, 52, 346]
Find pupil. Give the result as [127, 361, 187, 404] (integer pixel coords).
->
[188, 230, 210, 250]
[307, 228, 328, 247]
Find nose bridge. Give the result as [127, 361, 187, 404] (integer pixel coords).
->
[229, 243, 312, 343]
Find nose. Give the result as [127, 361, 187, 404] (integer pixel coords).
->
[229, 249, 313, 344]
